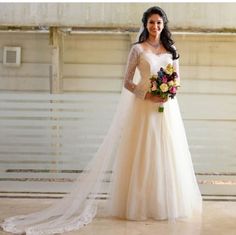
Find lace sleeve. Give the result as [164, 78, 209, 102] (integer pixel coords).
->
[123, 45, 147, 100]
[172, 46, 180, 82]
[173, 58, 180, 82]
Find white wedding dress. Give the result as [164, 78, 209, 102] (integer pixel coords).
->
[1, 44, 202, 235]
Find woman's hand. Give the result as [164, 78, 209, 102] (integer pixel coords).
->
[145, 92, 167, 103]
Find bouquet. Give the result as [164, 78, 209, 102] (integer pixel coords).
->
[149, 63, 180, 112]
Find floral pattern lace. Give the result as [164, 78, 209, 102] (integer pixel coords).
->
[124, 45, 148, 100]
[1, 204, 97, 235]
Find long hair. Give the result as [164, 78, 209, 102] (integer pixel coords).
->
[137, 6, 179, 60]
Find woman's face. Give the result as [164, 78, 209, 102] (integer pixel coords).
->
[146, 14, 164, 38]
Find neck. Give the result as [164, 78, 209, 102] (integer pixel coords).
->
[148, 35, 160, 43]
[146, 37, 161, 49]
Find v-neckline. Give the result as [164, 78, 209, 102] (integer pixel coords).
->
[137, 43, 171, 58]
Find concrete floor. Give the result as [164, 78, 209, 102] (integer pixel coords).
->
[0, 199, 236, 235]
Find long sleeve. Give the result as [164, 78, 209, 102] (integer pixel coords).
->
[123, 45, 147, 100]
[172, 45, 180, 82]
[173, 58, 180, 81]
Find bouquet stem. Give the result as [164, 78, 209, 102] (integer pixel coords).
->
[158, 102, 164, 112]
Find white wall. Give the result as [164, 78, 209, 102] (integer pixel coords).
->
[0, 3, 236, 30]
[63, 33, 129, 92]
[0, 31, 51, 91]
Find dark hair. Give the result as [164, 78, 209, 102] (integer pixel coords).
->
[137, 6, 179, 60]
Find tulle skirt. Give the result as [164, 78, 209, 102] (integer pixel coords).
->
[103, 95, 202, 220]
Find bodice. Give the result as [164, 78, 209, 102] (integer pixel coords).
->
[137, 48, 173, 84]
[123, 43, 179, 100]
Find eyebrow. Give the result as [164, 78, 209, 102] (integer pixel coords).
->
[148, 19, 162, 22]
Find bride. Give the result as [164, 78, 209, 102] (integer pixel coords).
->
[1, 6, 202, 235]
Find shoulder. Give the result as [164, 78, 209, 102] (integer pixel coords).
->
[130, 43, 143, 55]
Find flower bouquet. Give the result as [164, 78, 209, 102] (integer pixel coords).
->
[149, 63, 180, 112]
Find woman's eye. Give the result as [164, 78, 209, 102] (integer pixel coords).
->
[149, 21, 162, 24]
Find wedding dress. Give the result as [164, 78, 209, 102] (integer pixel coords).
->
[1, 43, 202, 235]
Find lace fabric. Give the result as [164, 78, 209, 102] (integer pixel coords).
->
[124, 45, 148, 100]
[2, 204, 96, 235]
[1, 43, 202, 235]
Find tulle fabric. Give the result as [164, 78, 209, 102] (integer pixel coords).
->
[0, 87, 134, 235]
[1, 45, 202, 235]
[104, 96, 202, 221]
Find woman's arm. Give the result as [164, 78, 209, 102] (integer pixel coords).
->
[123, 46, 147, 100]
[123, 45, 166, 103]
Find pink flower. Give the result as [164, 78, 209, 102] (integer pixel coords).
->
[162, 76, 168, 83]
[151, 81, 157, 91]
[170, 86, 177, 94]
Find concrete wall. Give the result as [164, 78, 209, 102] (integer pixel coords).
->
[0, 3, 236, 31]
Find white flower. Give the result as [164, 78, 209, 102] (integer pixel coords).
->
[168, 81, 174, 87]
[174, 79, 180, 86]
[165, 64, 175, 75]
[160, 83, 169, 92]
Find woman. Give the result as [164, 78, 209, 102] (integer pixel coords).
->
[1, 6, 202, 235]
[105, 6, 202, 221]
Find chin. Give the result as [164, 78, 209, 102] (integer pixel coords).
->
[151, 33, 159, 37]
